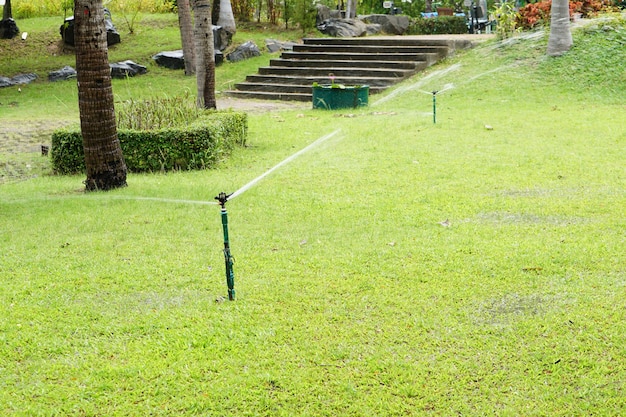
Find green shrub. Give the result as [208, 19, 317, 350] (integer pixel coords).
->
[408, 16, 468, 35]
[51, 111, 247, 174]
[116, 93, 205, 131]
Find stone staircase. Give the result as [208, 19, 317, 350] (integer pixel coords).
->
[225, 36, 475, 102]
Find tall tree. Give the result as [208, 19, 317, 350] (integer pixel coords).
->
[213, 0, 237, 33]
[346, 0, 357, 18]
[193, 0, 217, 109]
[546, 0, 573, 56]
[178, 0, 196, 75]
[74, 0, 127, 191]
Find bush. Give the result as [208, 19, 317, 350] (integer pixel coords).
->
[51, 111, 247, 174]
[408, 16, 468, 35]
[517, 0, 616, 29]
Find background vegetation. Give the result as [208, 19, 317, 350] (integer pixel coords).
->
[1, 9, 625, 417]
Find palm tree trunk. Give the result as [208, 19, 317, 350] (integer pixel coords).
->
[547, 0, 573, 56]
[178, 0, 196, 75]
[74, 0, 127, 191]
[193, 0, 217, 109]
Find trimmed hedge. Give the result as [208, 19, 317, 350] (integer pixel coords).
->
[51, 111, 247, 174]
[408, 16, 469, 34]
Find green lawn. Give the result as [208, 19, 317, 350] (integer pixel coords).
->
[1, 13, 625, 416]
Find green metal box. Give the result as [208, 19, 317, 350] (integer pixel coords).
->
[312, 85, 369, 110]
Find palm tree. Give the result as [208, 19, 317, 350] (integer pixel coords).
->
[547, 0, 573, 56]
[74, 0, 127, 191]
[193, 0, 217, 109]
[178, 0, 196, 75]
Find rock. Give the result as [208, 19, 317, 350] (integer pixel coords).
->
[360, 14, 410, 35]
[316, 4, 332, 26]
[265, 38, 299, 53]
[109, 61, 147, 78]
[103, 8, 121, 46]
[317, 18, 368, 37]
[152, 50, 186, 70]
[11, 73, 38, 85]
[226, 41, 261, 63]
[60, 9, 121, 46]
[215, 50, 224, 66]
[0, 73, 38, 88]
[152, 50, 224, 70]
[213, 25, 233, 53]
[365, 23, 382, 35]
[0, 18, 20, 39]
[48, 66, 77, 82]
[0, 76, 12, 88]
[60, 17, 73, 44]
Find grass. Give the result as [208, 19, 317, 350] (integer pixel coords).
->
[0, 13, 312, 121]
[1, 13, 626, 416]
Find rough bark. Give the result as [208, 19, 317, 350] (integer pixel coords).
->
[74, 0, 127, 191]
[178, 0, 196, 75]
[547, 0, 573, 56]
[193, 0, 216, 109]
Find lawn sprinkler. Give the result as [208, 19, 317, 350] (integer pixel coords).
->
[215, 192, 235, 301]
[432, 90, 438, 124]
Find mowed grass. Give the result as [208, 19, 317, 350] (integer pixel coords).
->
[1, 15, 626, 416]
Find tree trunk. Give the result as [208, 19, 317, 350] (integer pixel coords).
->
[214, 0, 236, 33]
[193, 0, 217, 109]
[3, 0, 12, 20]
[547, 0, 573, 56]
[74, 0, 127, 191]
[346, 0, 357, 19]
[178, 0, 196, 75]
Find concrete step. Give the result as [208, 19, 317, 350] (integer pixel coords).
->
[257, 66, 414, 78]
[292, 44, 449, 58]
[234, 81, 387, 95]
[280, 51, 440, 63]
[224, 36, 468, 102]
[269, 58, 424, 71]
[302, 36, 473, 50]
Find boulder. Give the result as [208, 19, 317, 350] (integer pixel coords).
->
[0, 76, 12, 88]
[365, 23, 383, 35]
[215, 50, 224, 66]
[11, 73, 38, 85]
[152, 50, 224, 70]
[0, 73, 38, 88]
[317, 18, 368, 37]
[213, 25, 233, 53]
[226, 41, 261, 62]
[360, 14, 410, 35]
[316, 4, 332, 26]
[60, 8, 121, 46]
[103, 9, 121, 46]
[48, 66, 77, 82]
[0, 18, 20, 39]
[110, 61, 147, 78]
[152, 50, 186, 70]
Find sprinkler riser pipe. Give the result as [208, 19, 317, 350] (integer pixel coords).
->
[220, 207, 235, 300]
